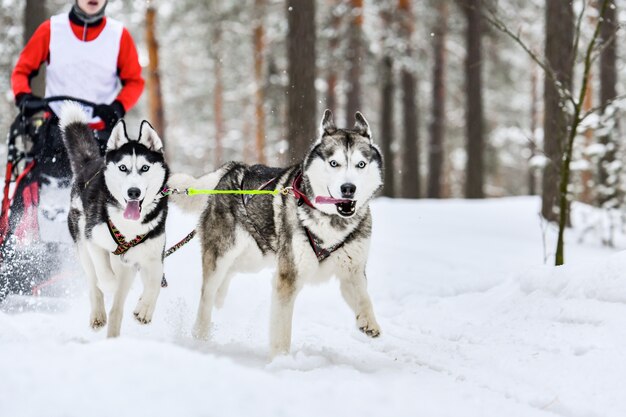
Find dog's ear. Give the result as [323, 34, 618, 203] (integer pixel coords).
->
[319, 109, 337, 138]
[138, 120, 164, 152]
[354, 112, 372, 140]
[106, 119, 129, 151]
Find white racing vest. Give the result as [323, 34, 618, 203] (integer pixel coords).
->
[45, 13, 123, 122]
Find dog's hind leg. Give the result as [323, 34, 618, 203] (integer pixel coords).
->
[213, 270, 234, 310]
[193, 233, 248, 340]
[337, 268, 381, 338]
[107, 264, 134, 337]
[77, 244, 106, 330]
[192, 249, 234, 340]
[269, 261, 302, 357]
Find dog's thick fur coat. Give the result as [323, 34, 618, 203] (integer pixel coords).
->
[59, 102, 169, 337]
[169, 110, 383, 356]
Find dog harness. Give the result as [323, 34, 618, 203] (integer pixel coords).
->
[106, 219, 148, 256]
[291, 172, 346, 262]
[237, 171, 347, 261]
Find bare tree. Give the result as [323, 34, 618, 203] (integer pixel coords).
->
[485, 0, 611, 265]
[528, 63, 539, 195]
[379, 3, 395, 197]
[427, 1, 448, 198]
[542, 0, 574, 221]
[24, 0, 47, 96]
[345, 0, 363, 125]
[380, 55, 395, 197]
[253, 0, 267, 164]
[146, 6, 166, 143]
[597, 0, 618, 208]
[462, 0, 485, 199]
[399, 0, 420, 198]
[212, 21, 224, 167]
[325, 0, 343, 113]
[286, 0, 317, 163]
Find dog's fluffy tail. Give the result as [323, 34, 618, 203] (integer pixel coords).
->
[168, 168, 228, 214]
[58, 101, 101, 176]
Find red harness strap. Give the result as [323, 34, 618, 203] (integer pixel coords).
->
[291, 172, 315, 209]
[107, 219, 147, 256]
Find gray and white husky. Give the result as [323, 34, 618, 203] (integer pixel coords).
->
[59, 102, 169, 337]
[169, 110, 383, 356]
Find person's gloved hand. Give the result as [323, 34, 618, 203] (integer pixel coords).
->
[93, 101, 125, 130]
[15, 93, 46, 117]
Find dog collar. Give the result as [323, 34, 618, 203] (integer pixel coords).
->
[107, 219, 148, 256]
[291, 172, 315, 209]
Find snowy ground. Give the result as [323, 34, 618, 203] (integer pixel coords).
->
[1, 197, 625, 417]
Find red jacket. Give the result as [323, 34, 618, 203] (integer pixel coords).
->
[11, 16, 144, 113]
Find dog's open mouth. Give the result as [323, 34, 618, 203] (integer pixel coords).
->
[314, 195, 356, 217]
[123, 199, 142, 220]
[336, 200, 356, 217]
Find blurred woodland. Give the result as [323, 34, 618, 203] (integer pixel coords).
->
[1, 0, 625, 221]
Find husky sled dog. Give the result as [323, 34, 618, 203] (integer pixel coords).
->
[59, 102, 168, 337]
[169, 110, 383, 355]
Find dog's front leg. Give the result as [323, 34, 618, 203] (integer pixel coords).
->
[107, 262, 135, 337]
[269, 260, 301, 357]
[337, 267, 381, 338]
[133, 258, 163, 325]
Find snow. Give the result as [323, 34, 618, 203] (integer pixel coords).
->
[1, 196, 625, 417]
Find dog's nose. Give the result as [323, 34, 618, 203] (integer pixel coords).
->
[340, 183, 356, 198]
[127, 187, 141, 200]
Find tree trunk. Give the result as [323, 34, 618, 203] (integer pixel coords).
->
[463, 0, 485, 199]
[146, 7, 166, 144]
[253, 0, 267, 164]
[598, 0, 618, 207]
[345, 0, 363, 125]
[579, 66, 594, 204]
[427, 1, 448, 199]
[528, 63, 538, 196]
[542, 0, 574, 221]
[325, 1, 342, 113]
[399, 0, 420, 199]
[213, 25, 224, 168]
[24, 0, 47, 96]
[380, 55, 395, 197]
[554, 0, 610, 265]
[286, 0, 317, 163]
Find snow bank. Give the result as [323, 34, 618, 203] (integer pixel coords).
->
[1, 197, 625, 417]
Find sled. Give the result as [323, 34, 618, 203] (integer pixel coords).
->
[0, 96, 103, 303]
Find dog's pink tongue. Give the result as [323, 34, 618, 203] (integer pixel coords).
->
[124, 200, 141, 220]
[315, 196, 351, 204]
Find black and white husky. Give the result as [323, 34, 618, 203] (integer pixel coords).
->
[59, 102, 169, 337]
[169, 110, 383, 356]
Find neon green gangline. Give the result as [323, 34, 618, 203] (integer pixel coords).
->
[186, 188, 283, 196]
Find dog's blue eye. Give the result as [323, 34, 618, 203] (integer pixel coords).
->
[118, 165, 127, 172]
[329, 160, 339, 168]
[357, 161, 367, 169]
[141, 165, 150, 172]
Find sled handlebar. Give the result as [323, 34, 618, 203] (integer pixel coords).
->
[42, 96, 98, 108]
[19, 95, 99, 115]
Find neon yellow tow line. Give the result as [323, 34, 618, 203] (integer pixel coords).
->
[186, 188, 286, 196]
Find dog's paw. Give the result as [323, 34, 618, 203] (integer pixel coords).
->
[133, 299, 154, 325]
[90, 313, 107, 330]
[357, 315, 381, 338]
[192, 322, 211, 341]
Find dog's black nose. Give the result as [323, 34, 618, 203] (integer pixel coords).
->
[340, 183, 356, 198]
[127, 187, 141, 200]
